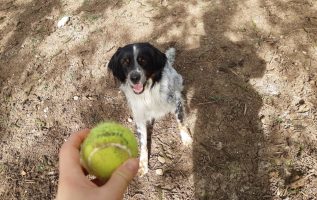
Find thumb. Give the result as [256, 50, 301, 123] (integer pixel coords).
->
[101, 158, 139, 198]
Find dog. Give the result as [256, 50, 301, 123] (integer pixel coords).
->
[108, 43, 192, 175]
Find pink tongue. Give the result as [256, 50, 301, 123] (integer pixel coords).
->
[133, 83, 144, 93]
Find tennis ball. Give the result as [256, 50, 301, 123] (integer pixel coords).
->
[80, 122, 138, 182]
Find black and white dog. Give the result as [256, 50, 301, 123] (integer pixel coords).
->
[108, 43, 192, 175]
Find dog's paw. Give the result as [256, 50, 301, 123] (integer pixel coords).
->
[138, 157, 149, 177]
[179, 127, 193, 146]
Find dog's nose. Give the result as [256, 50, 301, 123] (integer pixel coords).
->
[130, 72, 141, 83]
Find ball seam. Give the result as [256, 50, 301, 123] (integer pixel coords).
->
[87, 143, 133, 166]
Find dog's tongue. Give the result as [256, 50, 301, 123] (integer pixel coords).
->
[133, 83, 144, 94]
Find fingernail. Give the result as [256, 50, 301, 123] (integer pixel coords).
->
[124, 158, 139, 171]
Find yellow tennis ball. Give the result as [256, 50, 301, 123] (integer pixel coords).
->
[80, 122, 138, 182]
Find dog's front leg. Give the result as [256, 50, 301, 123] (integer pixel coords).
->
[136, 122, 148, 176]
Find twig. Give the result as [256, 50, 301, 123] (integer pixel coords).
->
[112, 0, 120, 8]
[25, 180, 35, 184]
[285, 27, 317, 36]
[303, 27, 317, 32]
[228, 68, 239, 76]
[196, 101, 215, 105]
[244, 103, 247, 115]
[106, 45, 115, 53]
[137, 1, 146, 6]
[269, 50, 277, 65]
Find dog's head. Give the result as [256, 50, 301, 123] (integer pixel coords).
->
[108, 43, 167, 94]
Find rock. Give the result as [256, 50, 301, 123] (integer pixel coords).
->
[57, 16, 70, 28]
[47, 171, 56, 176]
[44, 107, 49, 113]
[215, 141, 223, 150]
[158, 156, 166, 164]
[128, 117, 133, 123]
[155, 169, 163, 176]
[73, 96, 79, 101]
[21, 170, 26, 176]
[298, 105, 309, 113]
[297, 99, 305, 105]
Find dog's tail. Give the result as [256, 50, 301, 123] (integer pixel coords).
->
[165, 47, 176, 65]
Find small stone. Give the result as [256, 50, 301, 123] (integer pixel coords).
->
[216, 142, 223, 150]
[73, 96, 79, 101]
[47, 171, 56, 176]
[158, 156, 166, 164]
[155, 169, 163, 176]
[21, 170, 26, 176]
[44, 107, 49, 113]
[128, 117, 133, 123]
[298, 99, 305, 105]
[57, 16, 70, 28]
[298, 106, 309, 113]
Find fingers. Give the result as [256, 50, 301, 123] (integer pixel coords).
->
[64, 129, 90, 149]
[59, 129, 90, 177]
[101, 158, 139, 198]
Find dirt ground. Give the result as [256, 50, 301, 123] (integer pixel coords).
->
[0, 0, 317, 199]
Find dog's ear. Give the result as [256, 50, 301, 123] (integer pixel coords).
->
[149, 44, 167, 70]
[107, 47, 125, 83]
[146, 44, 167, 86]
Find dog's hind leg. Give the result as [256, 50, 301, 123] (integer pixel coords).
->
[175, 100, 193, 146]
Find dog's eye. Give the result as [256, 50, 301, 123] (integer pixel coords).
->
[121, 58, 130, 65]
[137, 57, 146, 65]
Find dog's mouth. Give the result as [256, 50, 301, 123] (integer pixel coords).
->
[132, 83, 144, 94]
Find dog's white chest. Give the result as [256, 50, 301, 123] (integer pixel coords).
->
[121, 83, 175, 123]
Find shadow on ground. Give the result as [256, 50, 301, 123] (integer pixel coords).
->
[0, 0, 61, 142]
[0, 1, 62, 198]
[151, 1, 269, 199]
[0, 0, 60, 84]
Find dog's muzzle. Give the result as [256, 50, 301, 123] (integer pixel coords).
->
[129, 71, 144, 94]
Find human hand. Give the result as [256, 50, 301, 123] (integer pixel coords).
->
[56, 129, 139, 200]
